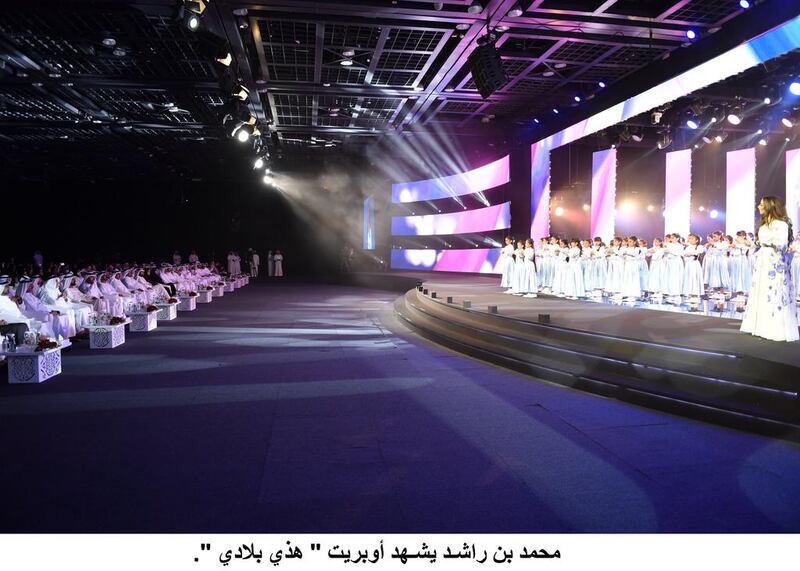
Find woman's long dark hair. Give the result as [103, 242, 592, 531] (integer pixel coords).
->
[758, 196, 793, 243]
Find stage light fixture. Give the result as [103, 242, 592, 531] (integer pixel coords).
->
[582, 204, 590, 211]
[552, 107, 559, 114]
[702, 135, 713, 144]
[727, 113, 741, 125]
[782, 117, 794, 128]
[756, 128, 763, 135]
[686, 29, 697, 40]
[554, 206, 564, 217]
[656, 132, 672, 150]
[176, 0, 206, 31]
[533, 118, 540, 124]
[262, 174, 272, 185]
[699, 206, 705, 212]
[739, 0, 750, 8]
[507, 3, 523, 17]
[598, 81, 606, 88]
[759, 137, 768, 146]
[686, 118, 699, 129]
[254, 157, 265, 169]
[647, 205, 655, 212]
[468, 0, 484, 14]
[182, 11, 200, 30]
[340, 58, 354, 66]
[574, 95, 582, 103]
[764, 97, 772, 105]
[216, 50, 233, 67]
[710, 209, 719, 219]
[790, 81, 800, 96]
[236, 129, 251, 143]
[232, 84, 249, 101]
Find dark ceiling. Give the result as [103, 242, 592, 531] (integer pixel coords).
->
[0, 0, 774, 181]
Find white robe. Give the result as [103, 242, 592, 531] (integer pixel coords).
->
[273, 254, 284, 277]
[741, 220, 799, 342]
[38, 278, 93, 330]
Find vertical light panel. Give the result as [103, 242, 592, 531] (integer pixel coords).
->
[726, 148, 756, 235]
[363, 196, 375, 250]
[591, 149, 617, 242]
[787, 149, 800, 231]
[530, 141, 551, 239]
[664, 149, 692, 237]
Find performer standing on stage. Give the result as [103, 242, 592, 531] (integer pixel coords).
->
[682, 234, 704, 302]
[501, 236, 515, 293]
[740, 196, 799, 342]
[524, 239, 538, 298]
[512, 240, 527, 296]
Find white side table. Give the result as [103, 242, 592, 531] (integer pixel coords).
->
[2, 340, 71, 384]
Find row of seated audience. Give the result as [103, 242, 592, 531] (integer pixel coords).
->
[0, 261, 236, 345]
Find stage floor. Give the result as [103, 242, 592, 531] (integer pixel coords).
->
[395, 272, 800, 369]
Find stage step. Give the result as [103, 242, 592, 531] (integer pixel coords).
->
[396, 288, 800, 435]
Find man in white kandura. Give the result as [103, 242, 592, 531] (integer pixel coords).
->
[740, 196, 799, 342]
[251, 250, 260, 278]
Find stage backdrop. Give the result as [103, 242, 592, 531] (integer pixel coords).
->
[531, 14, 800, 240]
[389, 156, 511, 273]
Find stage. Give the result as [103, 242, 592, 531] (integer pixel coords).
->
[380, 272, 800, 437]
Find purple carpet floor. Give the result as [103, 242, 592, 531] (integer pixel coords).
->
[1, 280, 799, 532]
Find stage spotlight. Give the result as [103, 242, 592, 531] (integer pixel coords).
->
[756, 128, 763, 135]
[582, 204, 590, 211]
[739, 0, 750, 7]
[686, 29, 697, 40]
[621, 201, 635, 214]
[790, 81, 800, 96]
[759, 137, 768, 146]
[647, 204, 655, 212]
[176, 0, 206, 31]
[656, 132, 672, 150]
[686, 118, 699, 129]
[702, 135, 713, 144]
[340, 58, 354, 66]
[507, 2, 523, 17]
[236, 128, 251, 143]
[782, 117, 794, 128]
[554, 206, 564, 217]
[598, 81, 606, 88]
[764, 97, 772, 105]
[727, 113, 741, 125]
[533, 118, 540, 124]
[715, 132, 728, 143]
[698, 206, 705, 212]
[553, 107, 559, 114]
[710, 209, 719, 219]
[262, 174, 272, 185]
[468, 0, 484, 14]
[574, 95, 582, 103]
[181, 10, 200, 30]
[253, 157, 265, 169]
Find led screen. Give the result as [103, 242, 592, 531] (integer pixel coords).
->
[390, 248, 502, 274]
[392, 155, 510, 203]
[391, 202, 510, 236]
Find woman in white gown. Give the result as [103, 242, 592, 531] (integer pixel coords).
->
[741, 196, 799, 342]
[273, 250, 284, 277]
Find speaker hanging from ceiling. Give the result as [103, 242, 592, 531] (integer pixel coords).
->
[468, 40, 508, 99]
